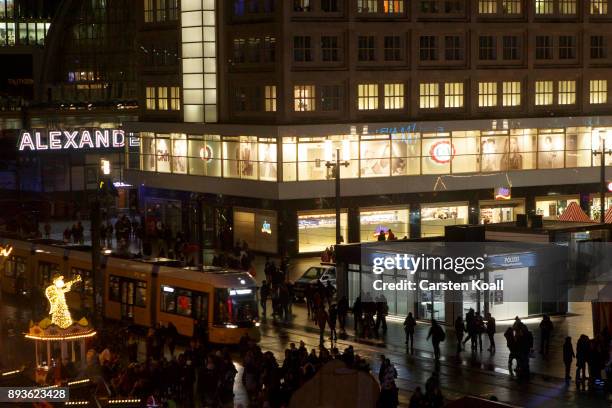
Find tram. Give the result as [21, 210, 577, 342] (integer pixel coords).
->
[0, 237, 260, 344]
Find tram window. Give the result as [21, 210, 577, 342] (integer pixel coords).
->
[192, 293, 209, 320]
[176, 290, 192, 316]
[38, 262, 59, 285]
[135, 281, 147, 307]
[71, 267, 93, 295]
[109, 276, 121, 301]
[161, 287, 177, 313]
[161, 286, 208, 318]
[4, 255, 25, 277]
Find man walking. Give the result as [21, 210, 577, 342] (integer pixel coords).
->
[404, 312, 416, 354]
[427, 320, 445, 360]
[486, 312, 496, 353]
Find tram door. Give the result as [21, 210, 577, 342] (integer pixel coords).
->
[120, 280, 136, 320]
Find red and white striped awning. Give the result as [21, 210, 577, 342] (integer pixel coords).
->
[558, 202, 594, 223]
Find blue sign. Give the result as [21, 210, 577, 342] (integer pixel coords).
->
[487, 252, 536, 269]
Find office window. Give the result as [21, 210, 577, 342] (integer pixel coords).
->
[384, 0, 404, 12]
[559, 36, 576, 59]
[535, 36, 553, 59]
[358, 84, 379, 110]
[265, 85, 277, 112]
[157, 87, 168, 110]
[479, 0, 496, 13]
[234, 87, 248, 111]
[144, 0, 154, 22]
[535, 81, 553, 105]
[503, 36, 519, 60]
[248, 87, 262, 112]
[420, 1, 438, 12]
[294, 85, 315, 111]
[444, 82, 464, 108]
[419, 36, 437, 61]
[535, 0, 553, 14]
[358, 36, 376, 61]
[479, 36, 496, 60]
[384, 36, 402, 61]
[322, 0, 339, 12]
[146, 87, 156, 110]
[170, 87, 180, 110]
[156, 0, 167, 21]
[590, 36, 606, 59]
[445, 1, 463, 12]
[502, 81, 521, 106]
[502, 0, 521, 13]
[419, 83, 439, 109]
[558, 80, 576, 105]
[358, 0, 377, 12]
[321, 85, 341, 111]
[167, 0, 178, 19]
[321, 36, 339, 62]
[591, 0, 608, 14]
[384, 83, 404, 109]
[590, 80, 608, 104]
[264, 36, 276, 62]
[559, 0, 576, 14]
[445, 36, 462, 61]
[233, 38, 246, 63]
[293, 0, 311, 11]
[293, 36, 312, 62]
[478, 82, 497, 107]
[247, 37, 261, 63]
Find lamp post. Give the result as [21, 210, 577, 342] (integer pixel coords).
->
[326, 148, 350, 245]
[592, 134, 612, 223]
[91, 159, 111, 322]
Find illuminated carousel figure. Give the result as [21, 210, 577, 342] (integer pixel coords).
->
[45, 274, 81, 329]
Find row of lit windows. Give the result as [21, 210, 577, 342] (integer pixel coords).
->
[0, 22, 49, 46]
[288, 0, 608, 15]
[289, 80, 608, 112]
[145, 86, 181, 111]
[144, 0, 178, 23]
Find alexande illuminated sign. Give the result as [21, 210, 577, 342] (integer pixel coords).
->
[18, 129, 140, 152]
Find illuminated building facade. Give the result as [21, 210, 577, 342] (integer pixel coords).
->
[127, 1, 612, 255]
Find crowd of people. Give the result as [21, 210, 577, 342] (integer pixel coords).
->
[351, 292, 389, 339]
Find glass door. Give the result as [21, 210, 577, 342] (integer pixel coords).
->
[120, 280, 135, 320]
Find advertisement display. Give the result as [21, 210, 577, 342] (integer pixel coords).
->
[297, 211, 347, 253]
[233, 208, 278, 253]
[420, 203, 469, 237]
[359, 207, 409, 242]
[479, 199, 525, 224]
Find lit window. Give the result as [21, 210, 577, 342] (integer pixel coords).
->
[591, 0, 608, 14]
[444, 82, 464, 108]
[384, 83, 404, 110]
[502, 0, 521, 13]
[170, 86, 180, 111]
[479, 0, 496, 14]
[144, 0, 154, 22]
[558, 80, 576, 105]
[294, 85, 315, 111]
[535, 81, 553, 105]
[358, 0, 378, 12]
[146, 87, 156, 110]
[293, 0, 311, 12]
[502, 81, 521, 106]
[559, 0, 576, 14]
[358, 84, 379, 110]
[157, 87, 168, 110]
[419, 83, 439, 109]
[478, 82, 497, 107]
[156, 0, 167, 21]
[265, 85, 277, 112]
[535, 0, 553, 14]
[384, 1, 403, 13]
[590, 80, 608, 104]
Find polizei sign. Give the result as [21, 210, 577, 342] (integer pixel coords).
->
[18, 129, 140, 151]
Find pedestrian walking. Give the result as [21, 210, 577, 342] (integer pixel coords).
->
[575, 334, 590, 385]
[427, 320, 445, 360]
[404, 312, 416, 353]
[317, 307, 328, 345]
[539, 314, 554, 355]
[454, 315, 464, 354]
[260, 280, 270, 320]
[505, 327, 518, 376]
[486, 312, 496, 353]
[328, 304, 338, 341]
[337, 295, 348, 336]
[563, 336, 575, 382]
[352, 295, 362, 335]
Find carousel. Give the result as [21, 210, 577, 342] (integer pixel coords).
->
[24, 274, 96, 383]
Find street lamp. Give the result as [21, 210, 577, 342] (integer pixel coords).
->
[325, 148, 350, 245]
[592, 131, 612, 223]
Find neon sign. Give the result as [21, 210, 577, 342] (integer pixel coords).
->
[494, 187, 512, 200]
[429, 141, 454, 164]
[18, 129, 140, 151]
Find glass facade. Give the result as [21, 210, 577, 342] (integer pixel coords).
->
[298, 211, 348, 253]
[535, 195, 580, 219]
[134, 126, 611, 183]
[359, 207, 410, 242]
[479, 199, 525, 224]
[421, 202, 469, 237]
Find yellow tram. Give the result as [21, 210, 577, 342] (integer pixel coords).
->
[0, 237, 260, 344]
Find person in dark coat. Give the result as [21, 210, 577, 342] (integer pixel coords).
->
[486, 312, 496, 353]
[404, 312, 417, 354]
[454, 315, 465, 354]
[539, 314, 554, 355]
[337, 295, 349, 334]
[328, 304, 338, 342]
[563, 336, 575, 381]
[427, 320, 445, 360]
[575, 334, 590, 385]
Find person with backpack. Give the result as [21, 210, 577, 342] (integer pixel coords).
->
[404, 312, 417, 354]
[427, 319, 445, 360]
